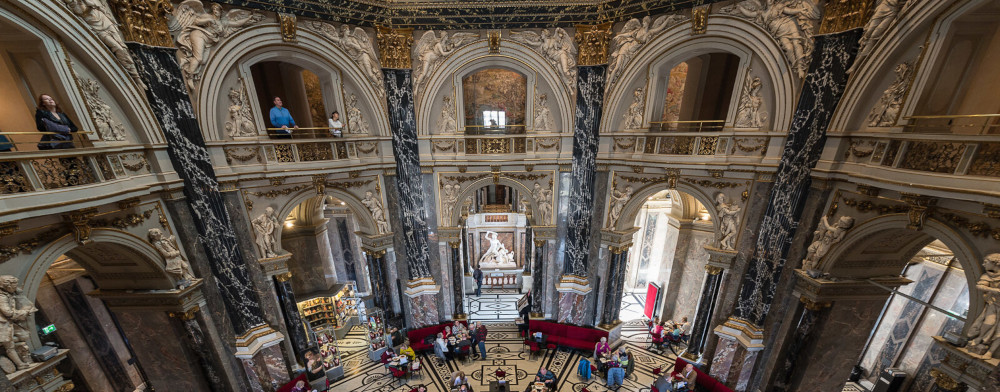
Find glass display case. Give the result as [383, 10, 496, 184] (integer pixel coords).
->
[361, 306, 389, 361]
[316, 327, 344, 380]
[296, 282, 358, 339]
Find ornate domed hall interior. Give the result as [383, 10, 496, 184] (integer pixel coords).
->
[0, 0, 999, 391]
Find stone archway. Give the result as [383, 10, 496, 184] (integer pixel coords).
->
[446, 175, 547, 228]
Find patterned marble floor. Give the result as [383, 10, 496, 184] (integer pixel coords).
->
[619, 292, 647, 322]
[327, 320, 677, 392]
[464, 293, 522, 321]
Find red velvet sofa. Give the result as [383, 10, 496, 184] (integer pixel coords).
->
[527, 320, 609, 351]
[407, 320, 469, 352]
[673, 358, 733, 392]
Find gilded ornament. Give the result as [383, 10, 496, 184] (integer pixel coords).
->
[0, 222, 18, 238]
[168, 305, 201, 320]
[819, 0, 876, 34]
[487, 29, 501, 54]
[106, 0, 174, 47]
[278, 13, 296, 42]
[901, 193, 936, 230]
[705, 265, 723, 275]
[63, 208, 99, 245]
[376, 26, 414, 69]
[799, 297, 831, 311]
[930, 369, 967, 392]
[575, 23, 612, 66]
[691, 5, 709, 35]
[224, 146, 262, 164]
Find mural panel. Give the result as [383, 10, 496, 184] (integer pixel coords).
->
[462, 69, 527, 134]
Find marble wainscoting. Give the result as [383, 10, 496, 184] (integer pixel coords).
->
[670, 232, 712, 322]
[408, 292, 442, 328]
[557, 290, 589, 325]
[786, 299, 886, 391]
[115, 311, 213, 391]
[710, 336, 739, 381]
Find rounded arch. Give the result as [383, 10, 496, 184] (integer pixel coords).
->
[448, 176, 543, 227]
[270, 187, 380, 249]
[0, 4, 162, 144]
[614, 183, 719, 235]
[416, 41, 574, 135]
[822, 214, 985, 331]
[196, 24, 388, 141]
[23, 229, 177, 303]
[603, 15, 796, 133]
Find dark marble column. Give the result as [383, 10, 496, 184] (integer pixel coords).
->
[684, 267, 724, 360]
[171, 308, 227, 392]
[55, 280, 133, 391]
[771, 299, 829, 392]
[273, 275, 309, 361]
[365, 249, 390, 312]
[530, 239, 545, 317]
[600, 247, 630, 326]
[449, 241, 466, 318]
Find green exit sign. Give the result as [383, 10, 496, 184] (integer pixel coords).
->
[41, 325, 56, 334]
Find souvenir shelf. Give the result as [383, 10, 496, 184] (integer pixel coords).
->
[316, 327, 345, 380]
[296, 283, 358, 339]
[362, 306, 389, 362]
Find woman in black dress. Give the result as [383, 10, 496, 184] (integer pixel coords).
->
[35, 94, 78, 150]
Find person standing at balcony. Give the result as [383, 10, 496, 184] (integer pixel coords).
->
[269, 96, 298, 139]
[34, 94, 78, 150]
[328, 111, 343, 137]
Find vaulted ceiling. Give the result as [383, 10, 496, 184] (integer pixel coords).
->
[214, 0, 724, 29]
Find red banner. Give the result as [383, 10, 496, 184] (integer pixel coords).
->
[644, 282, 660, 319]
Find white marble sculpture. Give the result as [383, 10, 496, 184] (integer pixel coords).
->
[346, 94, 372, 135]
[362, 191, 390, 234]
[0, 275, 35, 372]
[715, 193, 743, 250]
[607, 15, 687, 87]
[854, 0, 904, 70]
[623, 87, 645, 130]
[308, 22, 385, 97]
[62, 0, 146, 89]
[509, 28, 577, 92]
[148, 228, 196, 287]
[722, 0, 821, 79]
[606, 185, 633, 228]
[967, 253, 1000, 359]
[79, 78, 127, 141]
[413, 31, 480, 93]
[225, 84, 256, 138]
[169, 1, 264, 91]
[532, 182, 553, 224]
[802, 215, 855, 271]
[251, 206, 280, 258]
[478, 231, 516, 269]
[441, 183, 460, 226]
[734, 69, 768, 128]
[437, 95, 458, 134]
[867, 61, 912, 127]
[533, 94, 554, 132]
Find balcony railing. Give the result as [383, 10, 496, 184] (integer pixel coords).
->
[832, 133, 1000, 179]
[0, 131, 96, 152]
[423, 133, 565, 155]
[0, 146, 151, 195]
[647, 120, 726, 133]
[902, 114, 1000, 135]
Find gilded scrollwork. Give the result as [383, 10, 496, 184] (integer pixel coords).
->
[0, 162, 32, 194]
[899, 142, 964, 174]
[31, 157, 97, 189]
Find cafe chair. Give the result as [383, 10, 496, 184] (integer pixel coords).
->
[410, 359, 422, 379]
[389, 366, 407, 386]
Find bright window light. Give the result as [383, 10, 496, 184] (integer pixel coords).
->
[482, 110, 506, 127]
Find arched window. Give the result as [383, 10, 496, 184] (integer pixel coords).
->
[650, 53, 740, 132]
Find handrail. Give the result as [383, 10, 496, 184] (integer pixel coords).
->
[0, 131, 96, 135]
[900, 113, 999, 135]
[647, 120, 725, 124]
[902, 114, 1000, 120]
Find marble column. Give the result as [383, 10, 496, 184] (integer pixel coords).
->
[123, 34, 284, 376]
[171, 307, 227, 392]
[381, 35, 440, 326]
[712, 30, 863, 390]
[599, 246, 630, 326]
[283, 222, 338, 294]
[530, 239, 545, 317]
[365, 249, 391, 312]
[450, 241, 467, 318]
[683, 266, 724, 361]
[273, 274, 309, 363]
[771, 298, 830, 391]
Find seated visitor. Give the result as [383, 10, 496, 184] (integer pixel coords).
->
[651, 319, 664, 336]
[390, 326, 405, 347]
[451, 370, 470, 388]
[443, 325, 453, 340]
[434, 332, 448, 361]
[290, 379, 308, 392]
[399, 342, 416, 360]
[594, 336, 611, 358]
[679, 316, 691, 336]
[269, 96, 298, 138]
[303, 350, 325, 390]
[606, 353, 625, 389]
[652, 373, 671, 392]
[536, 367, 556, 387]
[410, 384, 428, 392]
[328, 111, 343, 137]
[35, 94, 78, 150]
[671, 363, 697, 391]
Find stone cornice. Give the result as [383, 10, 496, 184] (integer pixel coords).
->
[793, 270, 912, 304]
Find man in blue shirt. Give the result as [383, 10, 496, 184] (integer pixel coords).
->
[269, 96, 298, 139]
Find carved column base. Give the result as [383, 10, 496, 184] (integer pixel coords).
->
[556, 275, 591, 325]
[404, 278, 441, 328]
[239, 344, 289, 392]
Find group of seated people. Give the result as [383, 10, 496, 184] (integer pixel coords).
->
[595, 343, 632, 390]
[649, 317, 691, 350]
[433, 321, 487, 362]
[523, 367, 557, 392]
[652, 363, 697, 392]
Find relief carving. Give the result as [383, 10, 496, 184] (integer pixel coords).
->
[346, 94, 372, 135]
[533, 94, 554, 132]
[413, 31, 480, 94]
[0, 276, 36, 372]
[606, 185, 633, 228]
[721, 0, 821, 79]
[62, 0, 145, 89]
[531, 182, 553, 224]
[967, 253, 1000, 359]
[148, 228, 196, 287]
[734, 69, 768, 128]
[716, 192, 742, 250]
[854, 0, 904, 70]
[436, 94, 458, 134]
[440, 182, 460, 226]
[251, 206, 280, 258]
[867, 61, 912, 127]
[225, 80, 256, 138]
[169, 1, 265, 91]
[623, 87, 645, 130]
[362, 190, 390, 234]
[508, 28, 577, 93]
[607, 15, 686, 87]
[802, 215, 855, 272]
[78, 78, 127, 141]
[308, 22, 385, 98]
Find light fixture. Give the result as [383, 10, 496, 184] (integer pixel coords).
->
[340, 201, 345, 206]
[285, 221, 294, 228]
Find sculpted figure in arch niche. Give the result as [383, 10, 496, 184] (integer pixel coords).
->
[508, 29, 577, 93]
[346, 94, 372, 135]
[438, 95, 458, 134]
[715, 192, 742, 250]
[251, 206, 280, 258]
[722, 0, 821, 79]
[0, 275, 36, 372]
[853, 0, 905, 71]
[148, 228, 197, 287]
[413, 31, 481, 93]
[606, 185, 633, 228]
[62, 0, 146, 89]
[225, 83, 257, 137]
[362, 190, 390, 234]
[623, 87, 645, 130]
[734, 70, 768, 128]
[606, 14, 687, 87]
[534, 94, 554, 132]
[802, 215, 855, 272]
[532, 182, 553, 224]
[967, 253, 1000, 359]
[169, 1, 264, 91]
[441, 183, 460, 226]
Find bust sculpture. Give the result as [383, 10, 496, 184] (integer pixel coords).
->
[967, 253, 1000, 358]
[0, 275, 36, 372]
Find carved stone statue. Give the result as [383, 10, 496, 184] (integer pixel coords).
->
[413, 31, 480, 93]
[251, 206, 280, 258]
[802, 215, 855, 271]
[722, 0, 821, 79]
[441, 183, 460, 226]
[148, 228, 196, 287]
[734, 69, 768, 128]
[867, 61, 912, 127]
[854, 0, 904, 70]
[0, 275, 36, 372]
[437, 95, 458, 134]
[346, 94, 372, 135]
[607, 15, 687, 87]
[62, 0, 145, 89]
[532, 182, 553, 224]
[478, 231, 516, 269]
[533, 94, 554, 132]
[967, 253, 1000, 359]
[169, 1, 264, 91]
[225, 84, 256, 138]
[79, 78, 127, 141]
[623, 87, 645, 130]
[509, 28, 577, 92]
[362, 191, 390, 234]
[715, 193, 742, 250]
[308, 22, 385, 98]
[606, 185, 633, 228]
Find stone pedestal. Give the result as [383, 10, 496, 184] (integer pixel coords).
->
[6, 349, 73, 392]
[556, 275, 591, 325]
[929, 336, 997, 392]
[403, 278, 442, 328]
[710, 318, 764, 391]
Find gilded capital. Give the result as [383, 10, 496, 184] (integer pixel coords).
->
[930, 369, 967, 392]
[575, 23, 612, 66]
[376, 26, 414, 69]
[448, 241, 461, 249]
[106, 0, 174, 47]
[819, 0, 877, 34]
[533, 239, 546, 248]
[705, 265, 723, 275]
[275, 272, 293, 282]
